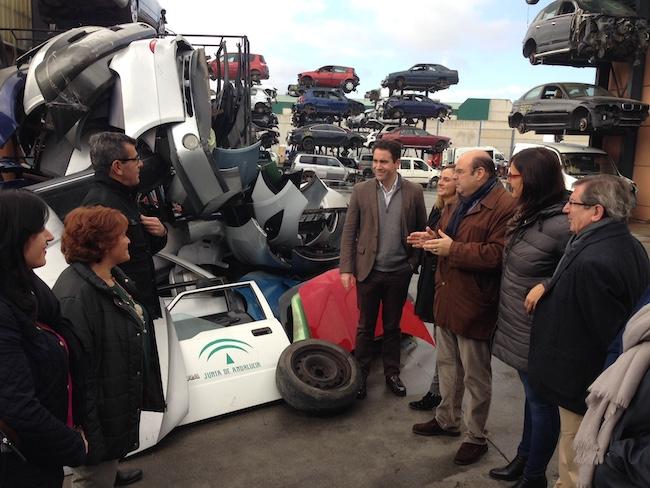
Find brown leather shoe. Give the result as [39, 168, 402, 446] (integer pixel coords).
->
[412, 418, 461, 437]
[454, 442, 488, 465]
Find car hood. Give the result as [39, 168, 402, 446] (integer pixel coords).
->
[575, 96, 648, 106]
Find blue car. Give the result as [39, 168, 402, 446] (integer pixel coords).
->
[294, 88, 365, 117]
[384, 95, 451, 120]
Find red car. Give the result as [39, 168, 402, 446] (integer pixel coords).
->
[297, 65, 360, 93]
[210, 53, 269, 82]
[378, 127, 450, 150]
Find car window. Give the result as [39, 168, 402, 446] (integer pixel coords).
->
[561, 153, 619, 176]
[413, 159, 427, 170]
[413, 128, 429, 135]
[576, 0, 636, 16]
[523, 86, 543, 100]
[329, 92, 343, 100]
[427, 65, 437, 71]
[315, 157, 330, 166]
[333, 67, 347, 73]
[540, 2, 560, 20]
[557, 1, 575, 15]
[169, 285, 265, 342]
[327, 158, 342, 167]
[541, 86, 562, 99]
[563, 83, 612, 98]
[411, 65, 425, 71]
[400, 160, 410, 169]
[320, 66, 332, 72]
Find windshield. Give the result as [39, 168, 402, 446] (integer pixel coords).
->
[563, 83, 613, 98]
[576, 0, 637, 16]
[561, 153, 619, 177]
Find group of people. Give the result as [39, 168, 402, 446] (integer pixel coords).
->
[0, 132, 166, 488]
[341, 139, 650, 487]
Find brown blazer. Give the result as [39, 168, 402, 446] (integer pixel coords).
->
[339, 177, 427, 282]
[433, 183, 516, 340]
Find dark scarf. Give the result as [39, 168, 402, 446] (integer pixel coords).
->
[445, 177, 498, 238]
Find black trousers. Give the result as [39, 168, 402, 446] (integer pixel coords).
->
[355, 267, 412, 377]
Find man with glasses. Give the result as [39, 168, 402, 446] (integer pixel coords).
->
[83, 132, 167, 325]
[408, 150, 516, 466]
[527, 175, 649, 488]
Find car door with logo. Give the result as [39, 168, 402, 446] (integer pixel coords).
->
[165, 281, 289, 426]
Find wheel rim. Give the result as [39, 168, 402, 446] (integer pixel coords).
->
[344, 81, 354, 92]
[291, 345, 352, 390]
[578, 117, 589, 131]
[129, 0, 138, 22]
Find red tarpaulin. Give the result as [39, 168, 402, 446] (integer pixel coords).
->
[298, 268, 435, 352]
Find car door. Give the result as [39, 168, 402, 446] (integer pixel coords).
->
[534, 85, 566, 127]
[329, 91, 347, 113]
[318, 66, 334, 86]
[165, 281, 289, 426]
[411, 158, 431, 184]
[549, 1, 576, 52]
[398, 128, 416, 146]
[312, 90, 329, 112]
[325, 157, 346, 181]
[532, 1, 562, 52]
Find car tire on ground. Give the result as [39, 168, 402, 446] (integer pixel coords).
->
[342, 79, 355, 93]
[362, 168, 373, 178]
[276, 339, 362, 414]
[302, 137, 315, 152]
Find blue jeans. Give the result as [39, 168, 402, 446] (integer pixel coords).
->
[517, 371, 560, 478]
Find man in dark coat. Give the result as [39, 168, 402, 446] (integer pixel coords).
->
[339, 139, 427, 399]
[409, 150, 516, 466]
[83, 132, 167, 319]
[528, 174, 649, 488]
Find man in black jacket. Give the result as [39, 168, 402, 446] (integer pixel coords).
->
[527, 175, 649, 488]
[83, 132, 167, 319]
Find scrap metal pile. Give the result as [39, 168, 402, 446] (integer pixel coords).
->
[0, 23, 345, 275]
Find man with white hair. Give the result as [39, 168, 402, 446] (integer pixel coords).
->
[527, 174, 649, 488]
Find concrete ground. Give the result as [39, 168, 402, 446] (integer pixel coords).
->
[65, 187, 650, 488]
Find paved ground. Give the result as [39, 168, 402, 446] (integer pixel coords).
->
[64, 186, 650, 488]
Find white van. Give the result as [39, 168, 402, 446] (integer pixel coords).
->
[398, 157, 441, 188]
[443, 145, 506, 168]
[511, 142, 631, 191]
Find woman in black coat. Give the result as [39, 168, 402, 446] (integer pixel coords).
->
[53, 205, 164, 488]
[0, 190, 87, 488]
[409, 166, 456, 410]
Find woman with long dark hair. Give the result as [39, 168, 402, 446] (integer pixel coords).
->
[489, 148, 571, 488]
[0, 190, 87, 487]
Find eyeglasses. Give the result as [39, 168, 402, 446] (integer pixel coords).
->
[117, 155, 142, 163]
[566, 200, 592, 208]
[506, 173, 521, 180]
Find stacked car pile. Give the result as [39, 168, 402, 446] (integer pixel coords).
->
[509, 0, 649, 136]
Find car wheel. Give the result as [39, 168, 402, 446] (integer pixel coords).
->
[303, 104, 316, 115]
[254, 102, 267, 114]
[302, 137, 316, 152]
[128, 0, 138, 22]
[429, 176, 439, 189]
[524, 41, 537, 65]
[517, 121, 527, 134]
[301, 76, 313, 88]
[342, 79, 355, 93]
[362, 168, 373, 178]
[251, 70, 261, 82]
[275, 339, 362, 414]
[574, 110, 591, 132]
[396, 77, 406, 90]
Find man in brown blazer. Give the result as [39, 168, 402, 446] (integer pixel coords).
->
[408, 150, 516, 465]
[340, 139, 427, 400]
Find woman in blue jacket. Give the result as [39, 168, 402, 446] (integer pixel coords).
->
[0, 190, 87, 487]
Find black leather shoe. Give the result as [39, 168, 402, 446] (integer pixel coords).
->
[510, 475, 547, 488]
[489, 455, 527, 481]
[114, 468, 143, 487]
[409, 392, 442, 411]
[356, 378, 367, 400]
[386, 375, 406, 397]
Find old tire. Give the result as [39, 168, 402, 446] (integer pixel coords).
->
[363, 168, 373, 178]
[301, 137, 315, 152]
[343, 79, 356, 93]
[517, 121, 527, 134]
[276, 339, 362, 414]
[429, 176, 439, 188]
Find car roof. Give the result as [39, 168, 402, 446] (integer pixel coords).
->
[515, 142, 608, 155]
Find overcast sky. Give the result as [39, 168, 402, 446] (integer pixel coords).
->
[162, 0, 595, 102]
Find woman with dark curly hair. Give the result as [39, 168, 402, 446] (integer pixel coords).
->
[0, 190, 87, 487]
[53, 206, 164, 488]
